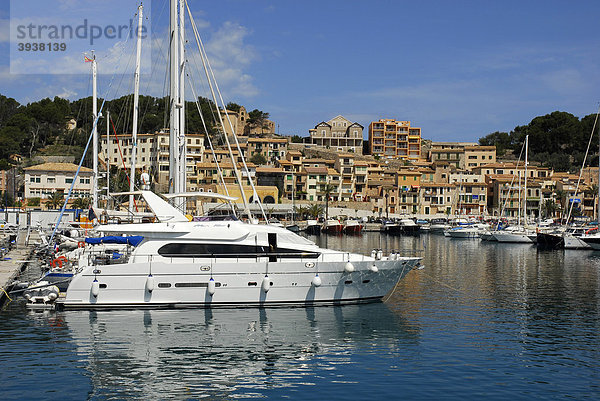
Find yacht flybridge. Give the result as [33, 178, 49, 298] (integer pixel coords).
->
[58, 192, 420, 308]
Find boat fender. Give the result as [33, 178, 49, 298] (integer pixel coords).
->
[376, 249, 383, 260]
[91, 279, 100, 297]
[370, 250, 377, 258]
[312, 274, 322, 287]
[389, 252, 396, 261]
[208, 278, 216, 296]
[370, 263, 379, 273]
[262, 275, 271, 293]
[78, 241, 85, 248]
[145, 275, 155, 293]
[47, 287, 59, 301]
[344, 262, 355, 273]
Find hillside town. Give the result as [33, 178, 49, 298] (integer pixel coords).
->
[2, 105, 596, 222]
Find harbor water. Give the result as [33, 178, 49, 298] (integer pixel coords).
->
[1, 232, 600, 400]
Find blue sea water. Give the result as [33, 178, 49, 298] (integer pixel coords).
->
[1, 233, 599, 400]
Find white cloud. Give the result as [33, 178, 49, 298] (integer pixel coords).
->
[56, 87, 78, 99]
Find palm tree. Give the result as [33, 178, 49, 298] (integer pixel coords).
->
[543, 199, 558, 219]
[322, 183, 336, 220]
[308, 203, 323, 219]
[72, 197, 90, 210]
[47, 191, 64, 209]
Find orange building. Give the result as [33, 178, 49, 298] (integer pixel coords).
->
[368, 119, 421, 161]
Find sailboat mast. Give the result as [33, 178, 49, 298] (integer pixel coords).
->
[92, 52, 98, 210]
[129, 4, 143, 214]
[169, 0, 180, 204]
[106, 110, 110, 204]
[524, 135, 528, 225]
[178, 0, 186, 204]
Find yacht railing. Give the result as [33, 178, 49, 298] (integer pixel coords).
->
[81, 247, 421, 266]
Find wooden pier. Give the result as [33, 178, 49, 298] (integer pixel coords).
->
[0, 230, 39, 306]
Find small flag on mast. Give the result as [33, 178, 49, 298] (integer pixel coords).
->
[84, 55, 94, 63]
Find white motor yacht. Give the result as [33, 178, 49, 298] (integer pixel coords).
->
[57, 192, 421, 309]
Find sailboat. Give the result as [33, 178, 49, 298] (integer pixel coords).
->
[55, 1, 421, 309]
[494, 135, 536, 243]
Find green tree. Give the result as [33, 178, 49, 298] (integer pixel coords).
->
[542, 199, 558, 219]
[308, 203, 323, 219]
[479, 131, 511, 157]
[47, 191, 65, 209]
[72, 197, 90, 210]
[246, 109, 270, 135]
[249, 153, 267, 165]
[27, 197, 40, 207]
[225, 102, 241, 113]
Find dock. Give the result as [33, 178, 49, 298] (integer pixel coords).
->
[0, 230, 40, 306]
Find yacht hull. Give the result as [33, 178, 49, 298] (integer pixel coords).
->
[494, 232, 533, 243]
[58, 257, 420, 309]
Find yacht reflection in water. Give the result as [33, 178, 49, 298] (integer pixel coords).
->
[59, 305, 419, 398]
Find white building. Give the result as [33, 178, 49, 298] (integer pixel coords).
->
[24, 162, 93, 200]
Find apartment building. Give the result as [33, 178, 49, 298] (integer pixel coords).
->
[191, 162, 257, 199]
[472, 162, 551, 179]
[309, 115, 363, 154]
[420, 183, 454, 215]
[304, 166, 340, 202]
[368, 119, 422, 161]
[99, 129, 205, 193]
[429, 142, 495, 170]
[394, 169, 421, 214]
[430, 148, 464, 168]
[241, 137, 289, 163]
[464, 146, 496, 170]
[353, 161, 369, 201]
[335, 153, 355, 201]
[486, 174, 542, 218]
[24, 162, 93, 201]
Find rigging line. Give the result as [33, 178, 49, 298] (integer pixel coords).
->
[188, 77, 236, 215]
[70, 74, 92, 148]
[184, 35, 232, 199]
[186, 1, 267, 223]
[185, 2, 254, 221]
[109, 115, 139, 212]
[565, 105, 600, 224]
[497, 138, 526, 226]
[49, 16, 137, 245]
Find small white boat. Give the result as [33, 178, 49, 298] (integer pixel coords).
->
[446, 225, 481, 239]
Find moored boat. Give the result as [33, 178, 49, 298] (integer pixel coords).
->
[343, 219, 363, 234]
[322, 219, 343, 234]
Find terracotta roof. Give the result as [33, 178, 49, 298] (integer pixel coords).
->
[304, 167, 328, 174]
[256, 167, 284, 173]
[24, 162, 92, 173]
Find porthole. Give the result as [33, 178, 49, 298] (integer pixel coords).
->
[158, 283, 171, 288]
[248, 282, 257, 286]
[344, 280, 353, 285]
[99, 283, 107, 289]
[362, 279, 371, 284]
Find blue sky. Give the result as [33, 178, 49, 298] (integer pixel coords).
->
[1, 0, 599, 142]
